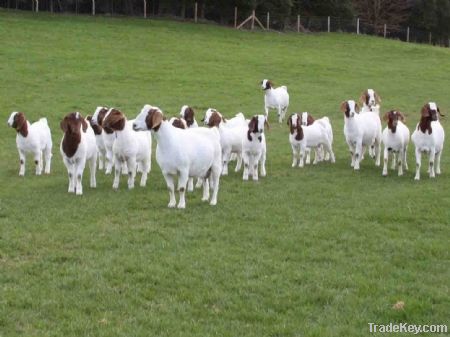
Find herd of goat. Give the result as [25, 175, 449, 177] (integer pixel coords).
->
[6, 79, 446, 208]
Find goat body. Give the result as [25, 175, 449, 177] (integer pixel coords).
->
[133, 106, 221, 208]
[7, 112, 53, 176]
[60, 112, 97, 195]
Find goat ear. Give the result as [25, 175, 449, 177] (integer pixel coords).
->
[60, 118, 69, 133]
[355, 103, 360, 113]
[382, 111, 390, 122]
[437, 106, 445, 117]
[340, 101, 348, 113]
[150, 109, 163, 129]
[81, 117, 88, 132]
[359, 91, 366, 106]
[398, 111, 406, 121]
[375, 92, 382, 104]
[421, 104, 430, 117]
[248, 117, 257, 135]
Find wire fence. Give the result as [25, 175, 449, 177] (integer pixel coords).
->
[1, 1, 449, 48]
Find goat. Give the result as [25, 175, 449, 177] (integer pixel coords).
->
[359, 89, 381, 114]
[299, 111, 334, 163]
[242, 115, 268, 180]
[7, 111, 52, 176]
[261, 79, 289, 123]
[87, 106, 109, 170]
[381, 110, 410, 176]
[91, 106, 115, 174]
[411, 102, 445, 180]
[287, 113, 335, 167]
[341, 100, 382, 170]
[133, 105, 221, 208]
[203, 108, 245, 175]
[60, 112, 97, 195]
[102, 108, 152, 190]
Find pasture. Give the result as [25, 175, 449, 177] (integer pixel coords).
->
[0, 10, 449, 337]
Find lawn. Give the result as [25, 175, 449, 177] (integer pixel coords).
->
[0, 10, 449, 337]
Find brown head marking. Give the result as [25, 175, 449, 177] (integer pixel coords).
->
[171, 117, 187, 129]
[12, 112, 29, 137]
[145, 108, 164, 131]
[207, 110, 223, 127]
[418, 104, 434, 134]
[247, 116, 258, 141]
[103, 109, 126, 132]
[60, 112, 84, 158]
[183, 106, 195, 127]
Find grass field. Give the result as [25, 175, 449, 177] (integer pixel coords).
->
[0, 10, 449, 337]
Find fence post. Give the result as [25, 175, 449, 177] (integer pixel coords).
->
[297, 14, 300, 32]
[35, 0, 39, 12]
[407, 27, 410, 42]
[357, 18, 360, 35]
[234, 7, 237, 28]
[327, 16, 330, 33]
[266, 12, 269, 30]
[143, 0, 146, 18]
[251, 10, 255, 30]
[194, 2, 198, 23]
[383, 24, 386, 38]
[429, 32, 432, 44]
[92, 0, 95, 15]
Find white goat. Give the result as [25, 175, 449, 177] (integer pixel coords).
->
[102, 108, 152, 190]
[341, 100, 382, 170]
[91, 106, 115, 174]
[261, 79, 289, 123]
[411, 102, 445, 180]
[381, 110, 410, 176]
[287, 113, 335, 167]
[359, 89, 381, 114]
[203, 108, 245, 175]
[7, 111, 52, 176]
[360, 89, 382, 157]
[242, 115, 268, 181]
[60, 112, 97, 195]
[87, 106, 109, 170]
[133, 105, 222, 208]
[300, 112, 334, 163]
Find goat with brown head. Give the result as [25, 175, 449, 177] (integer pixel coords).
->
[60, 111, 97, 195]
[8, 111, 53, 176]
[411, 102, 445, 180]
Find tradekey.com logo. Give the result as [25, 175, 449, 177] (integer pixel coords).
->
[368, 323, 448, 334]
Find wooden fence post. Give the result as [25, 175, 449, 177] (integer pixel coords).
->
[143, 0, 146, 18]
[266, 12, 269, 30]
[234, 7, 237, 28]
[327, 16, 330, 32]
[251, 10, 255, 30]
[357, 18, 360, 35]
[35, 0, 39, 12]
[92, 0, 95, 15]
[407, 27, 410, 42]
[383, 24, 386, 38]
[429, 32, 432, 44]
[297, 14, 300, 33]
[194, 2, 198, 23]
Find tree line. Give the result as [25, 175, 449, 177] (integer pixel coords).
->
[4, 0, 450, 44]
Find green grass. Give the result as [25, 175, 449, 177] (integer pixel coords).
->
[1, 10, 449, 337]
